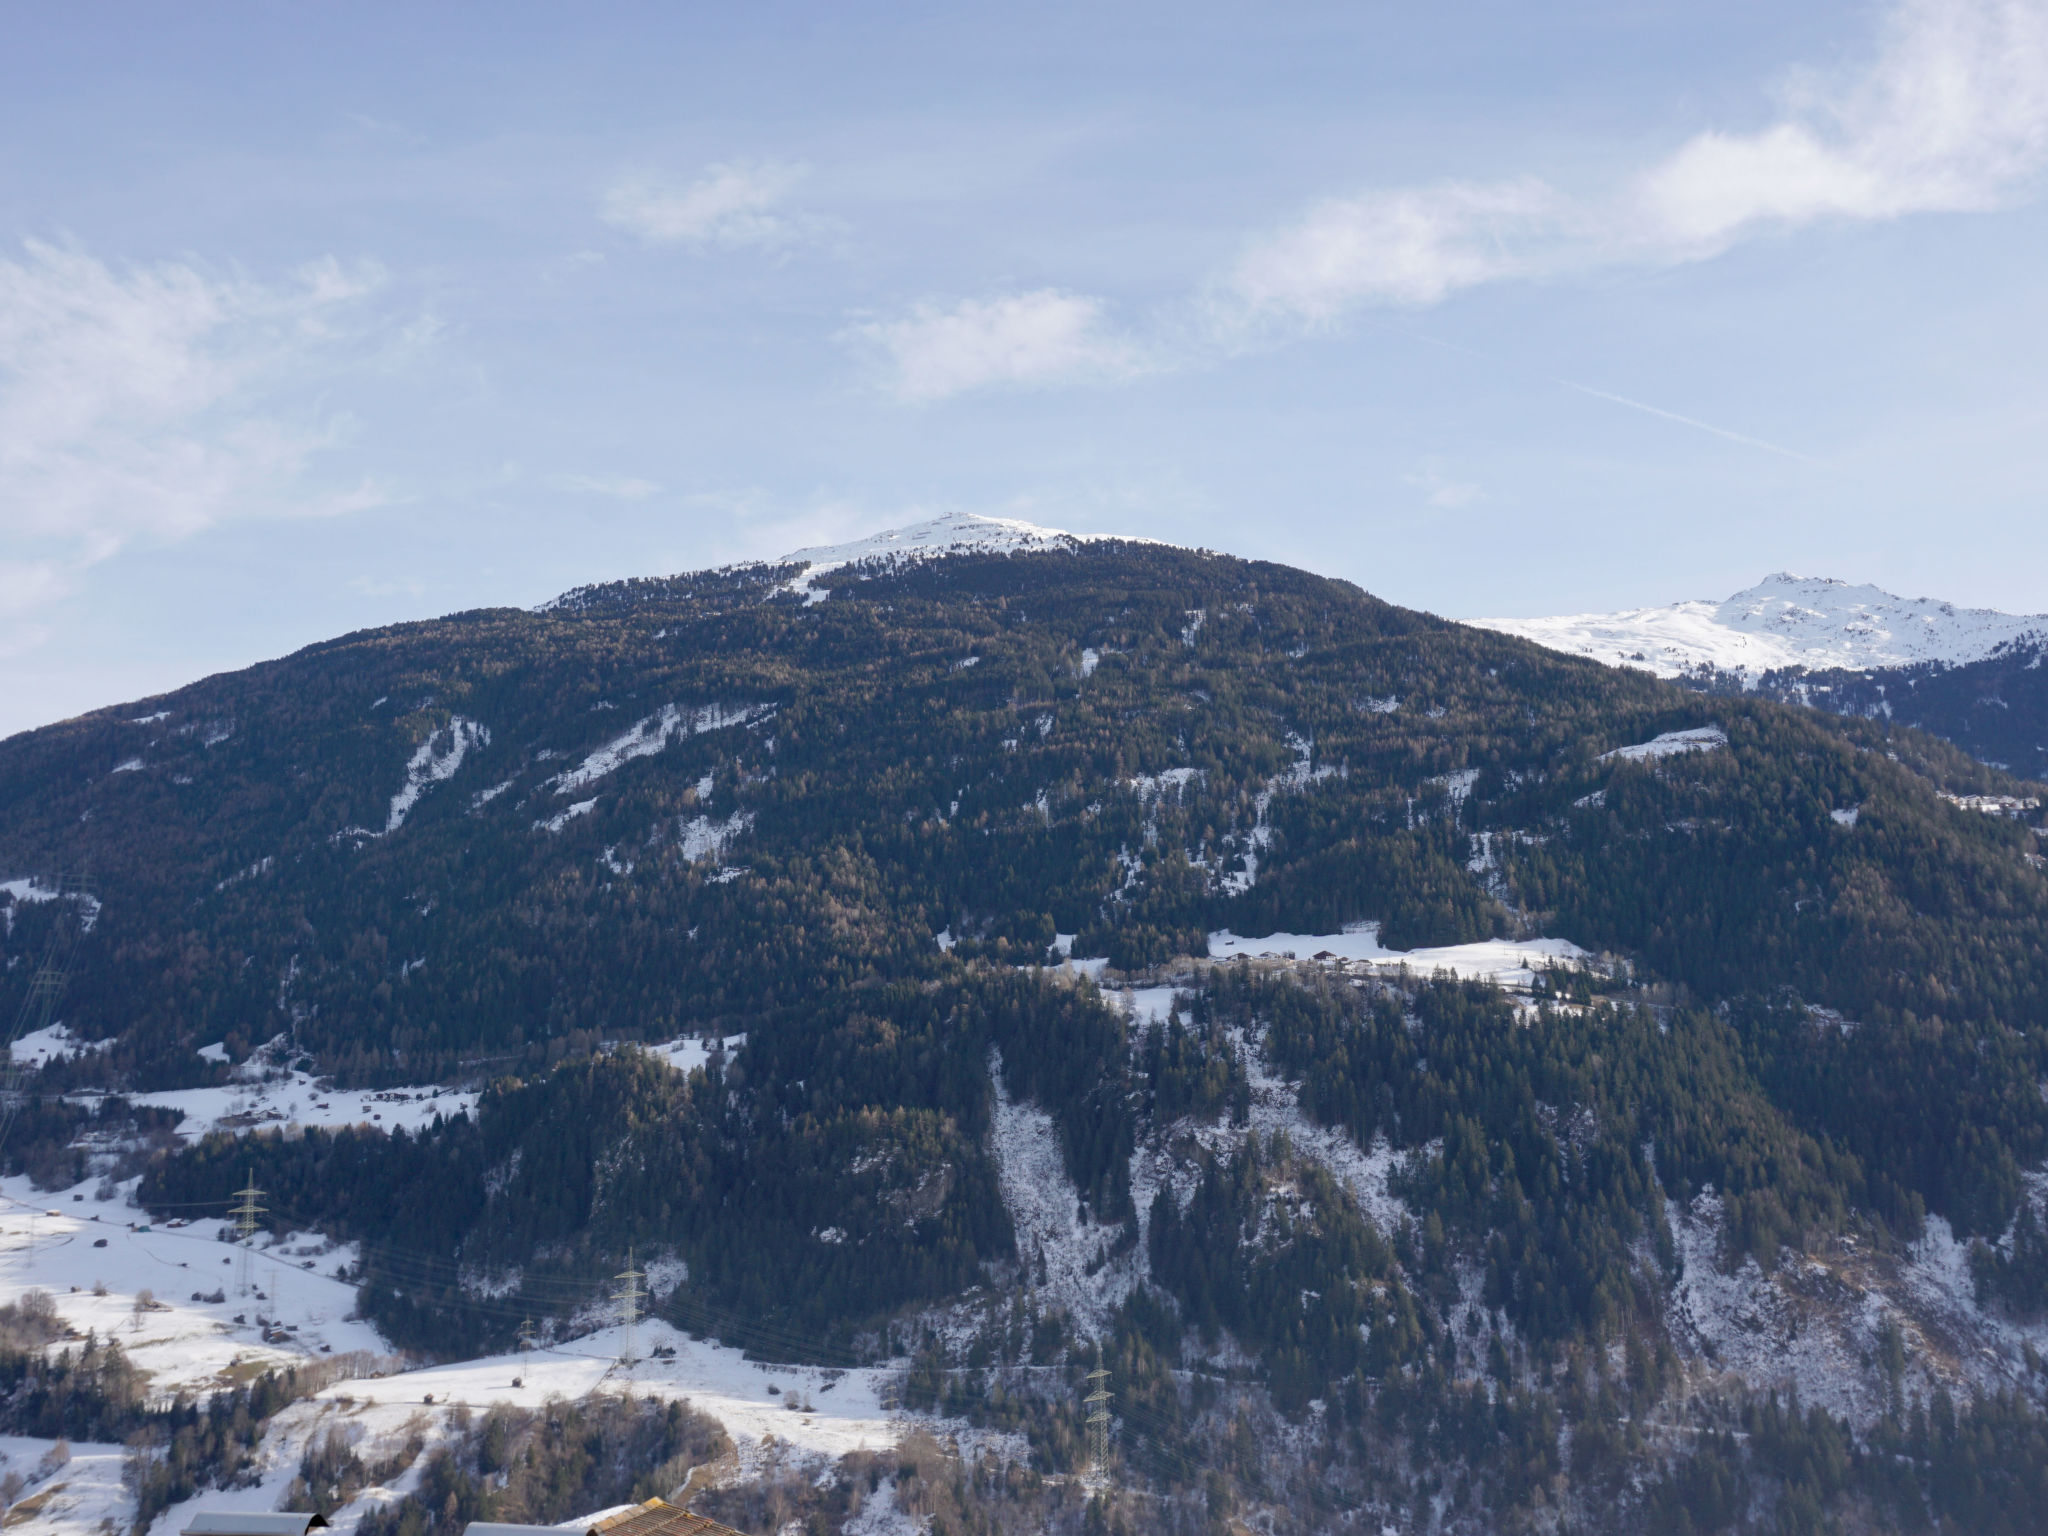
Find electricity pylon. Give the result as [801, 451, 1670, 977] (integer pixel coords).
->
[614, 1250, 645, 1367]
[232, 1175, 265, 1297]
[1085, 1366, 1114, 1483]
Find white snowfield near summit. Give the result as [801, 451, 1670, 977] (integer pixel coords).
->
[1468, 573, 2048, 681]
[776, 510, 1143, 603]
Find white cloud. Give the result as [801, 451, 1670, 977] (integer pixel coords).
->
[1229, 179, 1559, 321]
[850, 289, 1142, 401]
[1227, 0, 2048, 324]
[601, 161, 805, 247]
[0, 238, 389, 624]
[1640, 0, 2048, 251]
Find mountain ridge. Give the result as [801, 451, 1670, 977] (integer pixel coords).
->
[4, 528, 2048, 1535]
[1470, 571, 2048, 679]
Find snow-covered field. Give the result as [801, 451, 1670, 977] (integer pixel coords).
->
[1469, 572, 2048, 680]
[0, 1434, 129, 1536]
[644, 1034, 746, 1076]
[115, 1072, 475, 1143]
[1206, 923, 1591, 989]
[1599, 726, 1726, 762]
[110, 1319, 934, 1536]
[0, 1112, 1003, 1536]
[7, 1025, 112, 1072]
[0, 1173, 385, 1384]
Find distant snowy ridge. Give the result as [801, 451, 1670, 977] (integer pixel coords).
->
[777, 511, 1143, 602]
[1468, 573, 2048, 681]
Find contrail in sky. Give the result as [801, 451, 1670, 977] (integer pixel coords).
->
[1359, 315, 1820, 466]
[1560, 381, 1818, 464]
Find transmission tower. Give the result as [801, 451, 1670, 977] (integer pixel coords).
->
[614, 1249, 645, 1367]
[1085, 1366, 1114, 1483]
[232, 1175, 265, 1297]
[517, 1317, 536, 1355]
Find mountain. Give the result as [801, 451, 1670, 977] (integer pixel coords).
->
[1469, 572, 2048, 679]
[1472, 573, 2048, 780]
[5, 519, 2048, 1535]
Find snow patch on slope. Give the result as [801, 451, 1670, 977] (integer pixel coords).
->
[1662, 1188, 2048, 1429]
[1600, 726, 1727, 762]
[1125, 767, 1203, 801]
[842, 1477, 927, 1536]
[0, 878, 101, 935]
[677, 810, 754, 863]
[1470, 574, 2048, 681]
[387, 718, 489, 832]
[1664, 1189, 1881, 1424]
[1222, 733, 1339, 896]
[988, 1056, 1138, 1336]
[0, 877, 63, 906]
[554, 703, 775, 794]
[8, 1024, 113, 1069]
[646, 1033, 746, 1077]
[1239, 1039, 1412, 1240]
[536, 798, 598, 833]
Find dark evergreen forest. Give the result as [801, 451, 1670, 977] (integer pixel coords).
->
[1688, 636, 2048, 783]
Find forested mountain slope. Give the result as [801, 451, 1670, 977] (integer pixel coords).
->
[1470, 572, 2048, 780]
[6, 527, 2048, 1533]
[1700, 640, 2048, 783]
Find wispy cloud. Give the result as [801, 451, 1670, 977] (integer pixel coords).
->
[849, 289, 1143, 402]
[857, 1, 2044, 407]
[0, 239, 392, 626]
[601, 160, 807, 248]
[1641, 0, 2048, 251]
[1222, 0, 2048, 326]
[1230, 179, 1561, 323]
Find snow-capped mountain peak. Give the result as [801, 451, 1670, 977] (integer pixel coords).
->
[1468, 573, 2048, 679]
[777, 511, 1127, 601]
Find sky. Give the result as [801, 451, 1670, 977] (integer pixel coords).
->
[2, 0, 2046, 736]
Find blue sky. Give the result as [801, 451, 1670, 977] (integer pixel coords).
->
[3, 0, 2045, 735]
